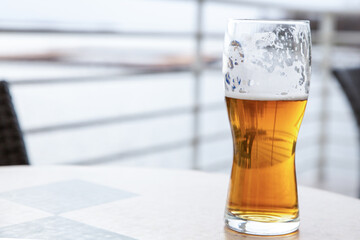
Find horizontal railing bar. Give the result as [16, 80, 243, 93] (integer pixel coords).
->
[0, 24, 339, 43]
[68, 131, 230, 165]
[0, 58, 219, 75]
[23, 103, 225, 135]
[3, 26, 358, 45]
[5, 63, 338, 87]
[21, 106, 352, 136]
[4, 59, 193, 71]
[0, 57, 221, 74]
[8, 68, 190, 86]
[0, 27, 190, 36]
[0, 26, 223, 39]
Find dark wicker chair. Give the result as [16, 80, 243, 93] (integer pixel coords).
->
[332, 68, 360, 197]
[0, 80, 29, 165]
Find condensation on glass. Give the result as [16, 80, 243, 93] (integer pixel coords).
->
[223, 19, 311, 236]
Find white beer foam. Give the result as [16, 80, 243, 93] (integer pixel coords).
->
[223, 20, 311, 100]
[225, 91, 308, 101]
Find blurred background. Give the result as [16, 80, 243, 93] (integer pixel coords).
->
[1, 0, 360, 197]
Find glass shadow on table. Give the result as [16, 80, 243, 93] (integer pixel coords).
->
[224, 227, 299, 240]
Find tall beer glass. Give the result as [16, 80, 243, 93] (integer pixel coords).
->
[224, 20, 311, 235]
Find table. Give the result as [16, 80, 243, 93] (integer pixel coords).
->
[0, 166, 359, 240]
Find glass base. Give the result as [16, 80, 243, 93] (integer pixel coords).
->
[224, 212, 299, 236]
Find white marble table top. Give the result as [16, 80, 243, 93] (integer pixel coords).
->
[0, 166, 359, 240]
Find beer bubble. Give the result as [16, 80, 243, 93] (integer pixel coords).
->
[230, 40, 245, 59]
[228, 57, 234, 69]
[230, 40, 241, 47]
[237, 77, 241, 85]
[225, 72, 231, 85]
[305, 81, 310, 94]
[299, 66, 305, 85]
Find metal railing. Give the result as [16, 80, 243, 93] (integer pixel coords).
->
[1, 0, 360, 172]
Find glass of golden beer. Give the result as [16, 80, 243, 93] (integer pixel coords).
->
[224, 20, 311, 235]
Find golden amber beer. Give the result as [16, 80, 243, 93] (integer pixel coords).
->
[226, 97, 306, 221]
[223, 20, 311, 235]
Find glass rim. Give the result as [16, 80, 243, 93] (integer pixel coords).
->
[228, 19, 310, 25]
